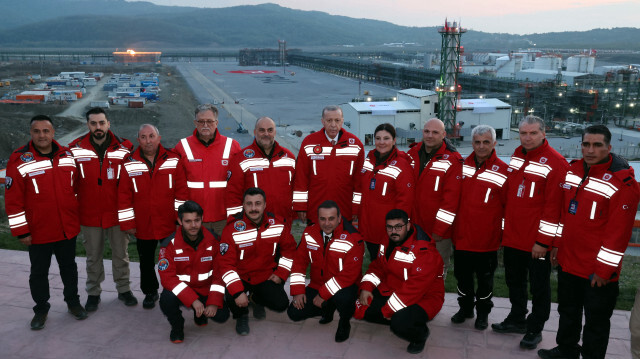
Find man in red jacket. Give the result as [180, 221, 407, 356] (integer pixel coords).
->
[359, 209, 445, 354]
[69, 107, 137, 311]
[451, 125, 508, 330]
[407, 118, 463, 279]
[226, 117, 296, 222]
[219, 187, 297, 335]
[5, 115, 87, 329]
[492, 116, 568, 350]
[173, 104, 241, 236]
[293, 105, 364, 223]
[119, 124, 188, 309]
[158, 201, 229, 343]
[288, 200, 365, 342]
[539, 125, 640, 359]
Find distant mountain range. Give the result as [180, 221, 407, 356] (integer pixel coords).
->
[1, 0, 639, 50]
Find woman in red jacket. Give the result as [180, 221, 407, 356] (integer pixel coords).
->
[357, 123, 415, 260]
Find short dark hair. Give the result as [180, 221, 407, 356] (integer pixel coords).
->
[243, 187, 266, 202]
[583, 124, 612, 146]
[374, 123, 396, 139]
[85, 107, 107, 122]
[317, 200, 340, 217]
[178, 200, 203, 220]
[385, 209, 409, 224]
[30, 114, 53, 125]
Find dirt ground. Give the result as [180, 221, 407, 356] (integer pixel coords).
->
[0, 62, 199, 162]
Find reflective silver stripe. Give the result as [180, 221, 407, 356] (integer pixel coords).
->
[209, 181, 227, 188]
[222, 137, 233, 159]
[501, 218, 505, 231]
[565, 173, 582, 187]
[172, 282, 188, 296]
[292, 191, 308, 203]
[585, 177, 618, 199]
[226, 206, 243, 217]
[198, 270, 213, 281]
[175, 199, 185, 211]
[272, 157, 295, 168]
[434, 176, 440, 191]
[462, 164, 475, 178]
[70, 148, 98, 159]
[431, 160, 452, 173]
[597, 246, 623, 267]
[361, 273, 381, 287]
[168, 174, 173, 189]
[329, 239, 353, 253]
[79, 163, 85, 178]
[290, 273, 306, 286]
[253, 173, 258, 187]
[529, 182, 535, 197]
[132, 178, 138, 193]
[338, 258, 343, 272]
[210, 284, 225, 294]
[324, 277, 341, 295]
[32, 179, 39, 194]
[556, 223, 563, 237]
[232, 229, 258, 245]
[125, 162, 148, 173]
[387, 293, 406, 312]
[240, 249, 244, 260]
[118, 208, 135, 222]
[278, 257, 293, 271]
[349, 161, 354, 176]
[107, 148, 129, 160]
[222, 270, 241, 286]
[436, 208, 455, 225]
[335, 145, 360, 156]
[524, 161, 552, 178]
[240, 158, 269, 172]
[378, 165, 401, 179]
[117, 165, 121, 180]
[457, 286, 466, 296]
[479, 292, 492, 300]
[538, 220, 558, 237]
[477, 170, 507, 186]
[159, 158, 179, 170]
[18, 160, 52, 177]
[177, 274, 190, 282]
[393, 250, 416, 264]
[312, 160, 317, 176]
[8, 212, 27, 229]
[484, 188, 491, 203]
[187, 181, 205, 189]
[381, 182, 388, 196]
[180, 138, 194, 160]
[352, 192, 362, 205]
[590, 201, 597, 220]
[403, 268, 408, 280]
[508, 156, 525, 171]
[304, 145, 332, 156]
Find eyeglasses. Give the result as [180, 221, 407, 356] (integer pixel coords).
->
[196, 120, 217, 126]
[385, 223, 406, 232]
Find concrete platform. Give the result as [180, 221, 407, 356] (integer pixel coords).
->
[0, 248, 632, 358]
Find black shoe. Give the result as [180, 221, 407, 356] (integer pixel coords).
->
[474, 313, 489, 330]
[68, 304, 88, 320]
[142, 293, 159, 309]
[85, 295, 101, 312]
[194, 312, 208, 327]
[236, 315, 250, 336]
[537, 346, 578, 359]
[252, 303, 266, 320]
[335, 318, 351, 343]
[451, 308, 474, 324]
[319, 310, 334, 325]
[170, 326, 184, 343]
[491, 319, 527, 334]
[118, 291, 138, 306]
[407, 338, 427, 354]
[520, 332, 542, 349]
[30, 312, 47, 330]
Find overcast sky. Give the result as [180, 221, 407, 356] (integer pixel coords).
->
[127, 0, 639, 35]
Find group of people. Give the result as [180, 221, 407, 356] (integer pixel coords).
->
[4, 102, 639, 358]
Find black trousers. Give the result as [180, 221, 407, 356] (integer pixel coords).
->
[362, 288, 430, 343]
[159, 288, 230, 328]
[28, 237, 80, 314]
[503, 246, 551, 333]
[287, 284, 358, 321]
[555, 268, 619, 359]
[453, 249, 498, 314]
[225, 279, 289, 318]
[136, 238, 159, 295]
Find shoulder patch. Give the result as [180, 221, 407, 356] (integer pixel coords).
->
[220, 243, 229, 256]
[5, 176, 12, 189]
[20, 152, 34, 162]
[158, 258, 169, 271]
[349, 138, 355, 144]
[492, 165, 499, 171]
[244, 149, 255, 158]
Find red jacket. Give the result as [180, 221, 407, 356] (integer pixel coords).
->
[218, 212, 297, 296]
[502, 139, 568, 252]
[357, 147, 414, 245]
[293, 128, 364, 220]
[5, 140, 80, 244]
[118, 144, 188, 240]
[360, 225, 444, 320]
[453, 150, 508, 252]
[289, 221, 364, 300]
[407, 140, 463, 238]
[158, 228, 225, 308]
[226, 140, 296, 221]
[69, 131, 133, 228]
[557, 154, 639, 282]
[173, 129, 241, 222]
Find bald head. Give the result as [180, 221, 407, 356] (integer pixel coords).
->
[254, 116, 276, 154]
[423, 118, 446, 152]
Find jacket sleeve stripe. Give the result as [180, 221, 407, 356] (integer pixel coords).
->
[210, 284, 225, 294]
[361, 273, 381, 287]
[222, 270, 241, 286]
[387, 293, 407, 312]
[278, 257, 293, 271]
[538, 220, 558, 237]
[180, 139, 194, 160]
[324, 277, 342, 296]
[118, 208, 135, 222]
[172, 282, 188, 296]
[597, 246, 624, 267]
[290, 273, 306, 286]
[8, 212, 28, 228]
[435, 209, 456, 225]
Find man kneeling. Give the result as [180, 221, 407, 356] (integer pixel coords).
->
[288, 200, 365, 342]
[158, 201, 229, 343]
[358, 209, 444, 354]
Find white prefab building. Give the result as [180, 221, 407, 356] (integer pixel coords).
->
[341, 89, 438, 146]
[456, 99, 512, 140]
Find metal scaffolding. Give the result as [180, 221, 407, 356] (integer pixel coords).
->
[436, 20, 466, 135]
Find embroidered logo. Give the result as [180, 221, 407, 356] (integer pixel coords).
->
[20, 152, 34, 162]
[540, 157, 548, 164]
[234, 220, 247, 231]
[244, 149, 255, 158]
[313, 145, 322, 154]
